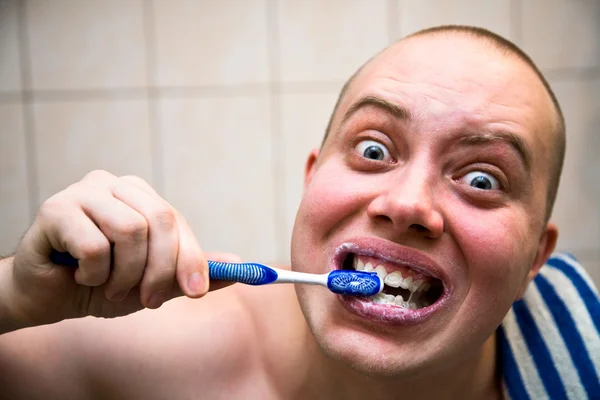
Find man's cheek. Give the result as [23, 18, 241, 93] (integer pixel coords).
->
[456, 205, 527, 258]
[302, 169, 373, 221]
[457, 215, 531, 301]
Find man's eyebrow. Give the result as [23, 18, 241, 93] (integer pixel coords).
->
[341, 96, 413, 125]
[339, 97, 531, 171]
[458, 131, 532, 172]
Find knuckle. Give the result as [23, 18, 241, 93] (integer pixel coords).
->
[78, 240, 110, 260]
[83, 169, 113, 182]
[120, 175, 157, 196]
[152, 207, 176, 230]
[37, 197, 61, 220]
[120, 175, 147, 186]
[115, 218, 148, 242]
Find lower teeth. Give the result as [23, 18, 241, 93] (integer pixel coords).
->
[368, 293, 422, 309]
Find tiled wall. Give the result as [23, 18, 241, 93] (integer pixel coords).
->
[1, 0, 599, 283]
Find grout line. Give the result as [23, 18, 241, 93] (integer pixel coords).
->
[7, 63, 598, 106]
[9, 78, 600, 102]
[27, 87, 149, 102]
[157, 84, 270, 98]
[266, 0, 287, 263]
[510, 0, 523, 46]
[277, 81, 345, 93]
[387, 0, 399, 43]
[142, 0, 163, 194]
[15, 0, 39, 217]
[0, 92, 22, 103]
[9, 81, 348, 102]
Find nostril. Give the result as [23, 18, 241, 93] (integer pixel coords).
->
[376, 215, 393, 224]
[410, 224, 429, 233]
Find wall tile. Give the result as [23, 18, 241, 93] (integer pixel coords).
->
[0, 0, 21, 92]
[397, 0, 512, 38]
[159, 95, 276, 262]
[276, 0, 388, 83]
[0, 103, 30, 254]
[26, 0, 147, 90]
[549, 78, 600, 253]
[33, 99, 153, 203]
[522, 0, 600, 70]
[153, 0, 269, 87]
[280, 91, 340, 262]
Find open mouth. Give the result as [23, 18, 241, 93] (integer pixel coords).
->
[342, 253, 444, 310]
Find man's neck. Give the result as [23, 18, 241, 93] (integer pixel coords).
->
[295, 331, 502, 400]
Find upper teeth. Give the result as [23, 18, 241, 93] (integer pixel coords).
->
[355, 259, 428, 293]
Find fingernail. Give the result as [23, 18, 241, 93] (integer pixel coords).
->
[147, 291, 166, 309]
[187, 272, 206, 296]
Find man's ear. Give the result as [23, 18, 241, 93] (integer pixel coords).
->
[515, 222, 558, 300]
[304, 148, 320, 188]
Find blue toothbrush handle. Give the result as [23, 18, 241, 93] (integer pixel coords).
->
[49, 250, 279, 286]
[206, 261, 278, 285]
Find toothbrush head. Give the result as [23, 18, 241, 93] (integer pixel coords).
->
[327, 270, 383, 296]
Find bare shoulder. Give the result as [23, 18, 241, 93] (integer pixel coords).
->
[0, 285, 271, 399]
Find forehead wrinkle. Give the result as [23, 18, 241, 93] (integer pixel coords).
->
[340, 95, 413, 127]
[457, 131, 532, 173]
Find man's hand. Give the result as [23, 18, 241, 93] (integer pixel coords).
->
[2, 170, 240, 332]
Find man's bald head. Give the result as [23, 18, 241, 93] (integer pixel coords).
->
[322, 25, 565, 222]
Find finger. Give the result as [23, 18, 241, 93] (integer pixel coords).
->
[171, 212, 207, 299]
[120, 176, 240, 295]
[111, 181, 179, 309]
[120, 175, 207, 299]
[39, 198, 111, 287]
[78, 194, 149, 302]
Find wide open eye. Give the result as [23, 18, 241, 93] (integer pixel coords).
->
[354, 140, 391, 161]
[461, 171, 501, 190]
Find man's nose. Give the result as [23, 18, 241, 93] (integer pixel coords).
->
[366, 166, 444, 239]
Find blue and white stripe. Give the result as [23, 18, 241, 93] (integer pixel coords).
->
[502, 253, 600, 400]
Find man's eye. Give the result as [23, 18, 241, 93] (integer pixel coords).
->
[354, 140, 391, 161]
[461, 171, 500, 190]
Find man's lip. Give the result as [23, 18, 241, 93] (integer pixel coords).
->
[330, 237, 451, 289]
[339, 295, 448, 325]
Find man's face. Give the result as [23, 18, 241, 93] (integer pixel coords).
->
[290, 35, 557, 376]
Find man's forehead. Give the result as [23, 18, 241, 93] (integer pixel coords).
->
[352, 35, 531, 100]
[335, 34, 554, 136]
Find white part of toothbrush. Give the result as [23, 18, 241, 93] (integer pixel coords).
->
[207, 261, 383, 296]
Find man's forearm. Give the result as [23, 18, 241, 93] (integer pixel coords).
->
[0, 256, 29, 334]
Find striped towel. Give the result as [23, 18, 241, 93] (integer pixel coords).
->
[500, 253, 600, 400]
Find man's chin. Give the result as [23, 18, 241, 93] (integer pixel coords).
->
[294, 283, 468, 381]
[313, 325, 441, 380]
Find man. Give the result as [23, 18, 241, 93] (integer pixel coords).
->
[0, 26, 597, 399]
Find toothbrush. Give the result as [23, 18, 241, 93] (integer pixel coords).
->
[49, 250, 383, 297]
